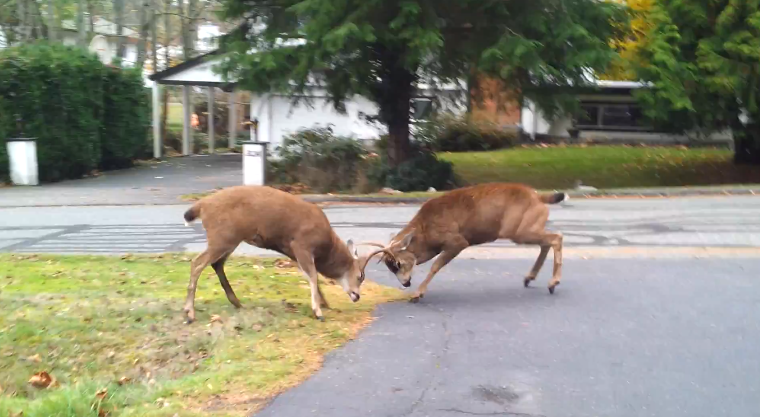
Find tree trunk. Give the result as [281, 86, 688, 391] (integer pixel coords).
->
[386, 86, 413, 167]
[734, 121, 760, 165]
[114, 0, 125, 59]
[45, 0, 56, 41]
[136, 0, 149, 68]
[150, 0, 157, 73]
[76, 0, 86, 46]
[87, 0, 95, 34]
[187, 0, 197, 55]
[178, 0, 189, 59]
[160, 0, 171, 142]
[16, 0, 28, 42]
[376, 48, 416, 167]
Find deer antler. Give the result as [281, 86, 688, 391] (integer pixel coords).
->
[359, 247, 397, 272]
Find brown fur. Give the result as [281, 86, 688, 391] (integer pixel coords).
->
[369, 183, 567, 302]
[181, 185, 375, 322]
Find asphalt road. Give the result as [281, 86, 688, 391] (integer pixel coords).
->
[2, 196, 760, 417]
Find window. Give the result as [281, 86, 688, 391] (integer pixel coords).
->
[411, 98, 434, 121]
[574, 102, 651, 131]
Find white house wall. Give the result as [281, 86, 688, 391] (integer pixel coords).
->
[162, 59, 227, 83]
[250, 93, 385, 148]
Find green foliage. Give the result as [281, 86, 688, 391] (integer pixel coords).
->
[0, 95, 8, 183]
[269, 126, 370, 192]
[101, 67, 151, 169]
[633, 0, 760, 163]
[216, 0, 628, 165]
[0, 42, 103, 182]
[415, 115, 520, 152]
[0, 43, 150, 182]
[367, 141, 457, 192]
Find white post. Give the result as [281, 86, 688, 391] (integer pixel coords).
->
[152, 82, 161, 158]
[6, 139, 39, 186]
[182, 85, 192, 155]
[227, 90, 237, 149]
[242, 141, 267, 186]
[207, 87, 215, 154]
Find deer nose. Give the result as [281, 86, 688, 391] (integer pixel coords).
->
[349, 291, 360, 302]
[402, 281, 411, 288]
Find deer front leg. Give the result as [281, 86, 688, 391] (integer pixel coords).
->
[294, 250, 326, 320]
[410, 240, 467, 303]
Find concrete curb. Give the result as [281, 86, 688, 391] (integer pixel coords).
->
[299, 188, 760, 204]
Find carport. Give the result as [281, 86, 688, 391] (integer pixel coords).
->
[148, 50, 242, 158]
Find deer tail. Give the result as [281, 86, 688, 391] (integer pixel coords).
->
[539, 192, 569, 205]
[183, 202, 203, 226]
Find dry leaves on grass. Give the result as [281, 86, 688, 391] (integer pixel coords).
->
[117, 376, 132, 386]
[95, 388, 108, 400]
[210, 314, 223, 324]
[28, 371, 54, 389]
[274, 259, 296, 269]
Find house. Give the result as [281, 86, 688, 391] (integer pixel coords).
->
[60, 17, 140, 67]
[147, 50, 466, 158]
[520, 80, 733, 144]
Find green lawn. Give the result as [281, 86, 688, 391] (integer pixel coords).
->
[441, 145, 760, 189]
[0, 254, 402, 417]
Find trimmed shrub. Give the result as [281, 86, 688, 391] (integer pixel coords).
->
[367, 140, 457, 192]
[0, 42, 151, 182]
[269, 126, 369, 192]
[0, 42, 103, 182]
[416, 115, 519, 152]
[101, 67, 151, 169]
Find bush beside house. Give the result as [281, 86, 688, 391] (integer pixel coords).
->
[0, 43, 150, 183]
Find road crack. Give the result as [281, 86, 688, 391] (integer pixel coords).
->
[438, 408, 547, 417]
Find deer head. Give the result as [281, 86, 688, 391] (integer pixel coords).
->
[359, 232, 416, 288]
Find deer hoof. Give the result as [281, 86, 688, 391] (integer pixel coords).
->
[523, 277, 533, 287]
[317, 315, 325, 322]
[548, 283, 559, 294]
[409, 293, 423, 303]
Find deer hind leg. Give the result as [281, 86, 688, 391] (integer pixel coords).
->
[524, 245, 550, 288]
[211, 251, 242, 308]
[410, 237, 468, 303]
[293, 248, 326, 321]
[183, 243, 232, 323]
[513, 206, 563, 293]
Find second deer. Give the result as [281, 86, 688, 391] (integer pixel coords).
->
[362, 183, 568, 302]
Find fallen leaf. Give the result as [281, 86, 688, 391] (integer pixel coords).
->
[9, 411, 23, 417]
[98, 410, 109, 417]
[210, 314, 222, 323]
[27, 354, 42, 363]
[28, 371, 53, 389]
[117, 376, 131, 385]
[95, 388, 108, 400]
[251, 324, 263, 332]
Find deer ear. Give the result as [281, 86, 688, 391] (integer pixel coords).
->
[346, 239, 358, 258]
[398, 232, 414, 250]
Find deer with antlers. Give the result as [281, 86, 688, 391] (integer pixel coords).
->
[361, 183, 567, 302]
[181, 185, 392, 323]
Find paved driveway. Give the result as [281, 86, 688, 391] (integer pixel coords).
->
[0, 154, 242, 207]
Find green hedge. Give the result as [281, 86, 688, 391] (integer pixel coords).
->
[101, 67, 151, 169]
[0, 43, 149, 182]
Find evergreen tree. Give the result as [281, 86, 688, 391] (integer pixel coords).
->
[635, 0, 760, 163]
[216, 0, 626, 166]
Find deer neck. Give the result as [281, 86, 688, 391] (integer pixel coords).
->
[315, 232, 353, 279]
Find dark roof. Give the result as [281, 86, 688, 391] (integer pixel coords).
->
[148, 49, 223, 82]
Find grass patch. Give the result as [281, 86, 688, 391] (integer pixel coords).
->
[442, 145, 760, 189]
[0, 254, 402, 417]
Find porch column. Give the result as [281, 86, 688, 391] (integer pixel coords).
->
[207, 87, 215, 154]
[228, 90, 237, 148]
[182, 85, 192, 155]
[152, 81, 161, 158]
